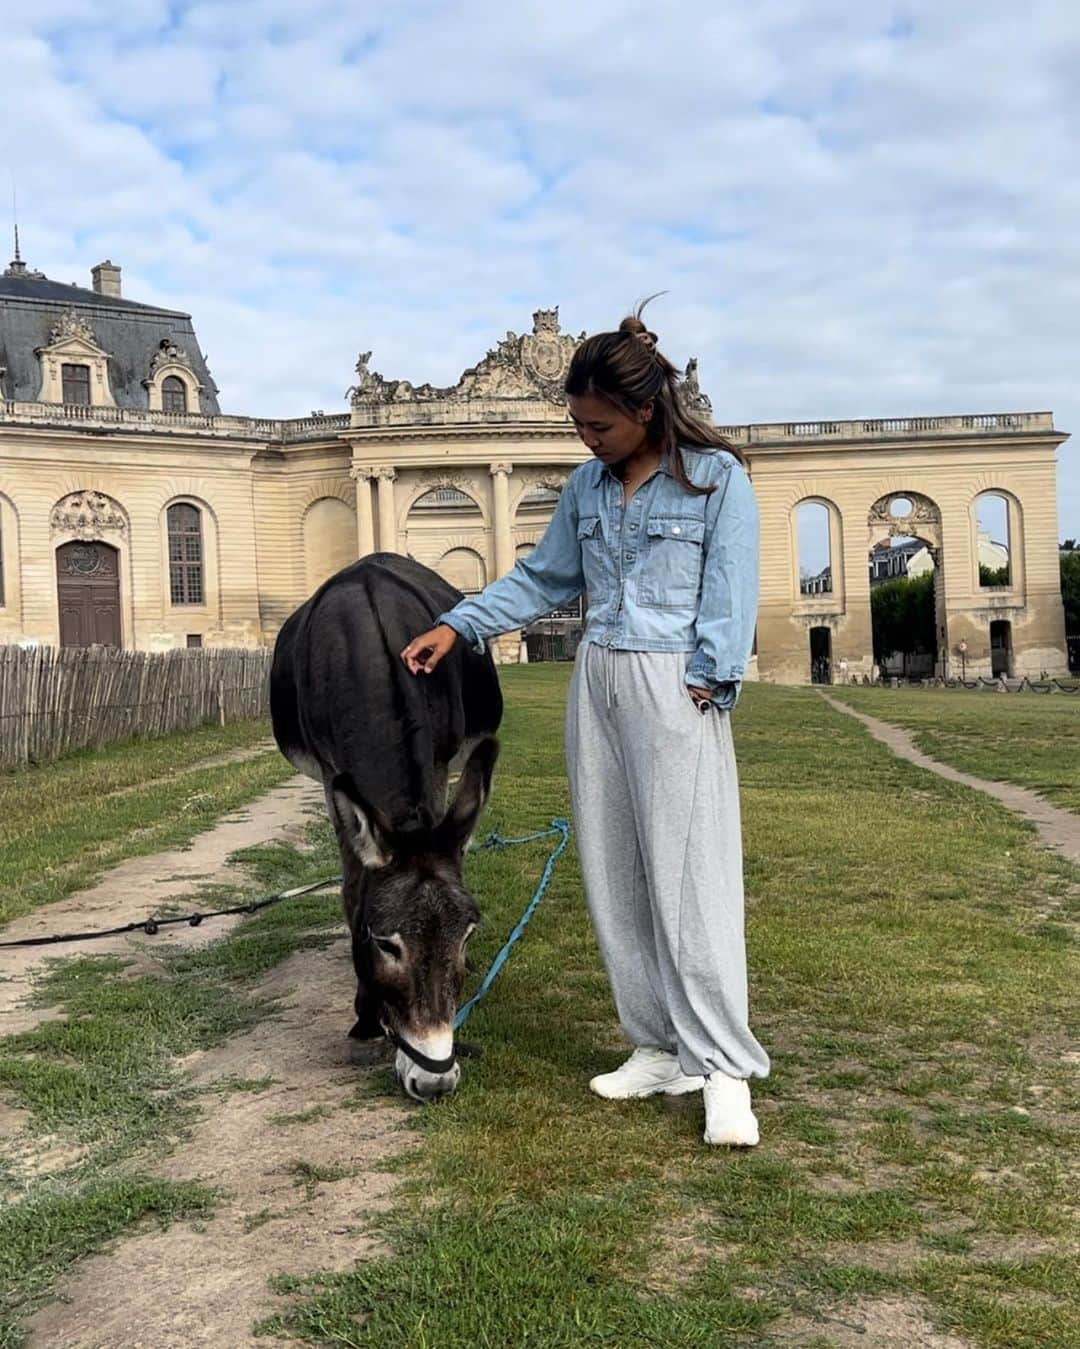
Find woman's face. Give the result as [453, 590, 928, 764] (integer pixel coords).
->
[567, 392, 652, 467]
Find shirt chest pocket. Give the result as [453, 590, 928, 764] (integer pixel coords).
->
[637, 515, 706, 608]
[576, 514, 611, 585]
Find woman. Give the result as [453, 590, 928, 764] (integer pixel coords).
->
[400, 307, 769, 1146]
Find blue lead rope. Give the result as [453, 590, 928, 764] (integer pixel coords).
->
[454, 817, 571, 1031]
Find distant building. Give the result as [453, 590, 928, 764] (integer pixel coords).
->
[869, 538, 927, 587]
[869, 532, 1010, 589]
[800, 565, 832, 596]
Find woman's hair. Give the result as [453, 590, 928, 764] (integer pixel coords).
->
[563, 296, 744, 494]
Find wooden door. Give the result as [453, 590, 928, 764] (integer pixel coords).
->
[56, 542, 122, 647]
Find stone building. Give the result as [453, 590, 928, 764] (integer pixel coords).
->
[0, 249, 1071, 679]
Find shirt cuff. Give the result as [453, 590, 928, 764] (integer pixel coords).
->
[436, 610, 486, 655]
[682, 666, 744, 717]
[685, 668, 741, 710]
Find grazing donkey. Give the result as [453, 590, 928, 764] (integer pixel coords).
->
[270, 553, 502, 1100]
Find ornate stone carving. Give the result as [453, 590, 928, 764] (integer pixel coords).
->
[50, 491, 127, 539]
[375, 466, 397, 482]
[516, 468, 569, 494]
[519, 308, 578, 401]
[147, 337, 194, 377]
[348, 308, 586, 409]
[679, 357, 712, 418]
[47, 311, 97, 347]
[867, 492, 941, 537]
[59, 541, 118, 577]
[419, 470, 472, 492]
[457, 308, 583, 403]
[489, 461, 514, 477]
[349, 463, 375, 481]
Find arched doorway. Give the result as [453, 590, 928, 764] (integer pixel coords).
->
[809, 626, 832, 683]
[56, 541, 122, 647]
[868, 493, 943, 678]
[990, 620, 1013, 677]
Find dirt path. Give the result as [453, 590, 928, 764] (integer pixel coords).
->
[0, 774, 325, 1037]
[821, 694, 1080, 865]
[2, 771, 416, 1346]
[26, 941, 408, 1349]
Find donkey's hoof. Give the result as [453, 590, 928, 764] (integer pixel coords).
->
[349, 1037, 389, 1066]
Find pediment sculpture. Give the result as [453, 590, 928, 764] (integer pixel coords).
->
[147, 337, 195, 376]
[348, 308, 586, 408]
[50, 490, 128, 539]
[47, 310, 98, 348]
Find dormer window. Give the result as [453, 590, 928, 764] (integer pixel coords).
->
[36, 314, 114, 407]
[61, 363, 91, 405]
[144, 340, 201, 413]
[162, 375, 188, 414]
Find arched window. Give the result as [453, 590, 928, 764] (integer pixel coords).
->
[167, 503, 204, 605]
[796, 501, 832, 595]
[975, 493, 1011, 587]
[162, 375, 188, 414]
[61, 363, 91, 405]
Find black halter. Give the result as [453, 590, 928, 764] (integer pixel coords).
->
[381, 1023, 458, 1076]
[355, 923, 458, 1076]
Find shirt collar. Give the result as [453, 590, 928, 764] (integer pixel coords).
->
[595, 450, 673, 486]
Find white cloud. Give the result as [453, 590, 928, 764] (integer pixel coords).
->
[1, 0, 1077, 533]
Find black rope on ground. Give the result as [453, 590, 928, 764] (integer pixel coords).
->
[0, 875, 342, 949]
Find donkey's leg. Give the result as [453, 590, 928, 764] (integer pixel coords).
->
[348, 924, 386, 1062]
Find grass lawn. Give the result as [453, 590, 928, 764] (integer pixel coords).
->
[827, 685, 1080, 815]
[1, 672, 1077, 1346]
[0, 718, 294, 926]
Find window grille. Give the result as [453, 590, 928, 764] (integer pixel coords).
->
[167, 503, 204, 605]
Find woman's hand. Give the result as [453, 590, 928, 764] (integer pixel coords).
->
[401, 624, 458, 675]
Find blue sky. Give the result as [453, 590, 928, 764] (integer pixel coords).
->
[3, 0, 1077, 537]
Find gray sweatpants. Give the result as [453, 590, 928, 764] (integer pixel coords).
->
[565, 643, 770, 1081]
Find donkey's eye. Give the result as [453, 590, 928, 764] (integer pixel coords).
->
[375, 937, 403, 960]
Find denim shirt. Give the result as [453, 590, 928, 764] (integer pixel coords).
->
[437, 447, 759, 709]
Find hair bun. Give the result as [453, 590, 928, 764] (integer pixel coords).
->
[619, 315, 658, 350]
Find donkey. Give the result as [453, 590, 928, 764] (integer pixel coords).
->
[270, 553, 502, 1100]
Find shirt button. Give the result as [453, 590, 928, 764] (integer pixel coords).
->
[629, 523, 638, 532]
[672, 526, 681, 535]
[625, 552, 635, 562]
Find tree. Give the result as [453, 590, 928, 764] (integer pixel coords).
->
[979, 563, 1009, 586]
[1062, 549, 1080, 635]
[871, 572, 936, 665]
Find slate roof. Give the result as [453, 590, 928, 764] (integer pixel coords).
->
[0, 270, 221, 413]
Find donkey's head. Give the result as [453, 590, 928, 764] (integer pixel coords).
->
[329, 738, 498, 1101]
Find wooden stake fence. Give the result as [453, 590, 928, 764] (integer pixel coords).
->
[0, 646, 273, 770]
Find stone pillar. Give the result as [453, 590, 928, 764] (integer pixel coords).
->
[490, 461, 514, 578]
[375, 467, 398, 554]
[489, 461, 521, 662]
[350, 464, 375, 557]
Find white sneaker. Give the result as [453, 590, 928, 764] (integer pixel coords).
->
[589, 1048, 705, 1100]
[703, 1074, 760, 1146]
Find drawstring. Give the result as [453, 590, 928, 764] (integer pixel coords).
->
[603, 646, 619, 710]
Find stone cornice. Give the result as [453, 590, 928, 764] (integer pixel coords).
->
[0, 400, 1064, 456]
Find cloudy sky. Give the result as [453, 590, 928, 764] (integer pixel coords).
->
[3, 0, 1077, 536]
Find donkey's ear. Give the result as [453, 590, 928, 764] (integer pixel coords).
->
[328, 774, 394, 869]
[441, 737, 499, 856]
